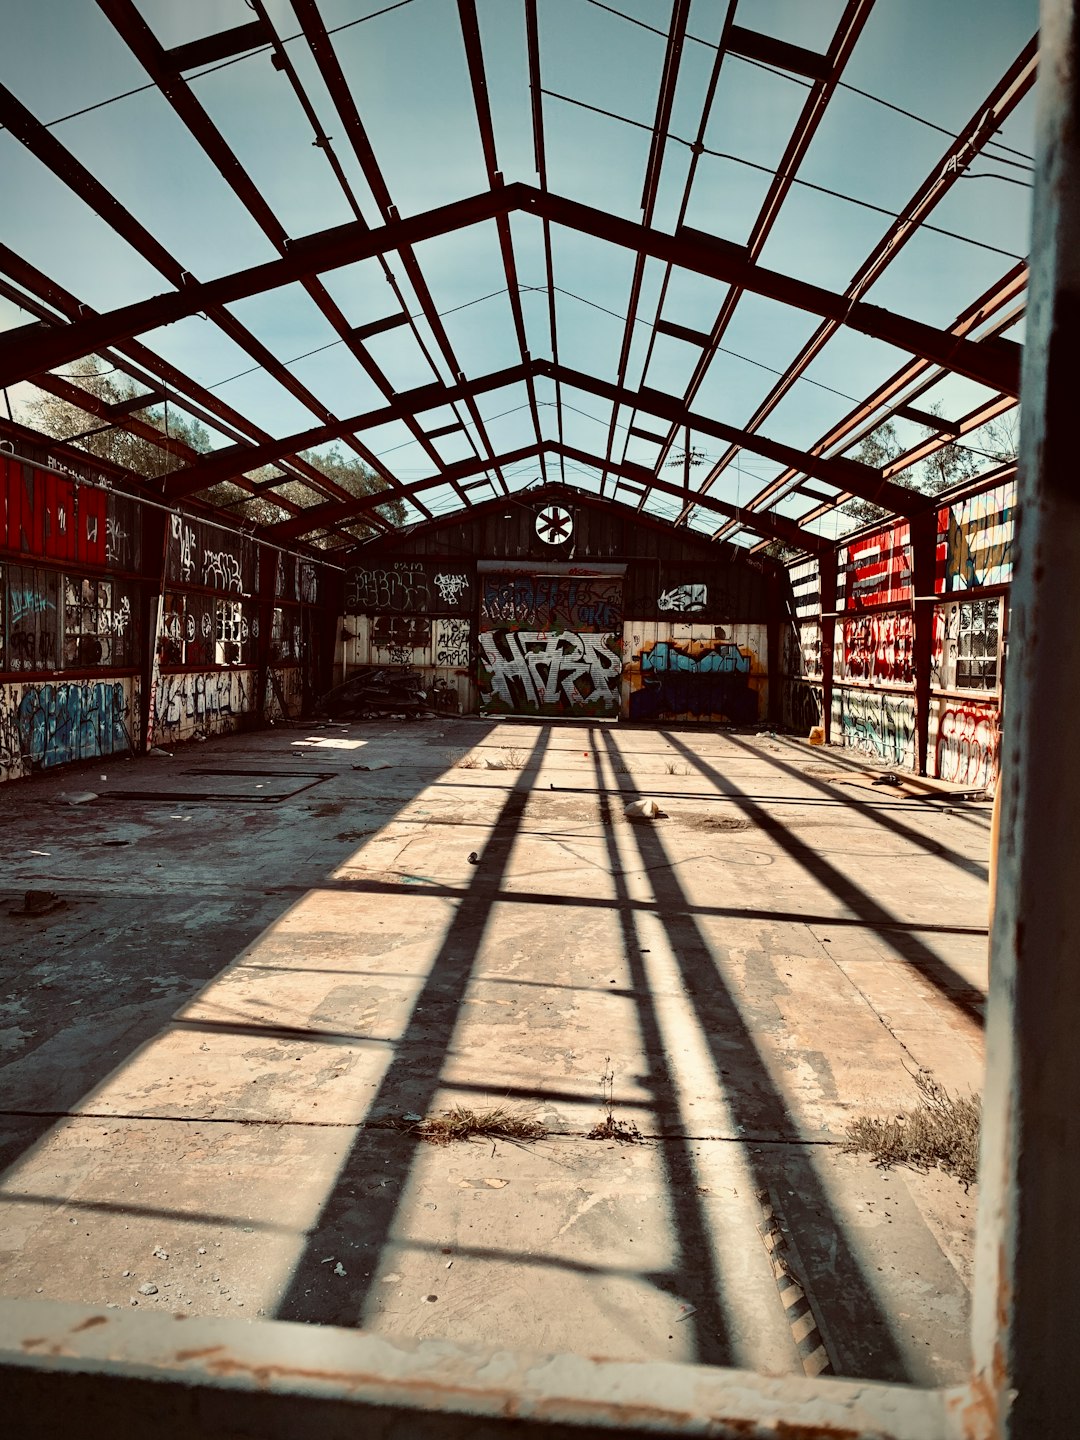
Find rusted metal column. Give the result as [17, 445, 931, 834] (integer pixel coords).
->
[971, 5, 1080, 1436]
[911, 510, 937, 776]
[819, 549, 837, 743]
[254, 546, 277, 727]
[766, 566, 783, 728]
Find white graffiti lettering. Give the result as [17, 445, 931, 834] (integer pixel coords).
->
[658, 583, 707, 613]
[434, 572, 469, 606]
[479, 630, 621, 713]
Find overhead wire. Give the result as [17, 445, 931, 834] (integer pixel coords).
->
[583, 0, 1034, 162]
[0, 0, 420, 134]
[541, 88, 1029, 258]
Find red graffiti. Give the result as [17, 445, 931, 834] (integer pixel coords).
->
[842, 612, 914, 684]
[935, 705, 999, 789]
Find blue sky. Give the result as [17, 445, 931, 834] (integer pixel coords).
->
[0, 0, 1037, 540]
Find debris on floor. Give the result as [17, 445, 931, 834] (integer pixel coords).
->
[625, 798, 666, 819]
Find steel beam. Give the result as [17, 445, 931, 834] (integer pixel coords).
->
[268, 435, 826, 553]
[97, 0, 456, 506]
[626, 0, 875, 505]
[719, 261, 1028, 537]
[161, 356, 900, 515]
[547, 362, 915, 511]
[0, 78, 427, 516]
[287, 0, 510, 495]
[682, 36, 1037, 527]
[0, 181, 1018, 396]
[162, 364, 533, 499]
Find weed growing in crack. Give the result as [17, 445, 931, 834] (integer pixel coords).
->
[503, 748, 527, 770]
[588, 1055, 643, 1143]
[844, 1068, 980, 1188]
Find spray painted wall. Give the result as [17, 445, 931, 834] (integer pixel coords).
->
[783, 473, 1013, 790]
[0, 676, 139, 782]
[478, 571, 624, 718]
[623, 622, 767, 724]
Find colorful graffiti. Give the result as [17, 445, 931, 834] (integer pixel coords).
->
[935, 704, 999, 789]
[478, 630, 621, 715]
[937, 480, 1015, 592]
[839, 522, 912, 611]
[481, 576, 622, 631]
[842, 612, 914, 684]
[835, 688, 916, 767]
[1, 455, 139, 570]
[13, 680, 134, 769]
[629, 638, 761, 723]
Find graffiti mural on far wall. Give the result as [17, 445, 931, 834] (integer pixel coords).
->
[11, 680, 134, 769]
[436, 617, 471, 668]
[629, 638, 762, 723]
[836, 689, 916, 768]
[478, 630, 622, 716]
[936, 704, 999, 789]
[657, 583, 707, 614]
[370, 614, 432, 661]
[156, 670, 251, 738]
[842, 612, 914, 684]
[481, 575, 622, 632]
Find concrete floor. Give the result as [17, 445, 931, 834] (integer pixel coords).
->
[0, 718, 989, 1384]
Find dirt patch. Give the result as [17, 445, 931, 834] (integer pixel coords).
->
[679, 814, 752, 833]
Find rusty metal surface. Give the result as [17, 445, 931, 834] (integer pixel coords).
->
[0, 1299, 952, 1438]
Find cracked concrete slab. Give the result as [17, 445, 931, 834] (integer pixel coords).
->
[0, 719, 988, 1385]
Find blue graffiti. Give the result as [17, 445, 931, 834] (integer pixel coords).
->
[631, 641, 759, 723]
[16, 682, 133, 768]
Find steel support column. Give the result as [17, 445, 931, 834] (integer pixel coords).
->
[910, 511, 937, 777]
[972, 4, 1080, 1435]
[819, 550, 838, 744]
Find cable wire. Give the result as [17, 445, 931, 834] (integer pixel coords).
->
[542, 87, 1027, 260]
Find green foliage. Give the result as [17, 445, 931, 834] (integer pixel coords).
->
[23, 362, 405, 535]
[23, 357, 211, 478]
[841, 406, 1019, 530]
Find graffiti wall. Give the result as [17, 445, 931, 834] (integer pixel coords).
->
[833, 688, 917, 768]
[345, 559, 473, 616]
[0, 676, 138, 781]
[479, 572, 624, 718]
[936, 479, 1015, 593]
[931, 698, 1000, 789]
[153, 668, 255, 746]
[338, 613, 476, 716]
[838, 522, 912, 611]
[840, 611, 915, 684]
[623, 622, 767, 724]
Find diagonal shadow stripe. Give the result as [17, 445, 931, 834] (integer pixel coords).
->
[602, 729, 913, 1381]
[662, 732, 985, 1025]
[273, 726, 556, 1328]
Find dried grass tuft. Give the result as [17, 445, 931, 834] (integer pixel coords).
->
[449, 749, 479, 768]
[588, 1115, 644, 1143]
[398, 1105, 548, 1145]
[844, 1069, 981, 1188]
[503, 748, 527, 770]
